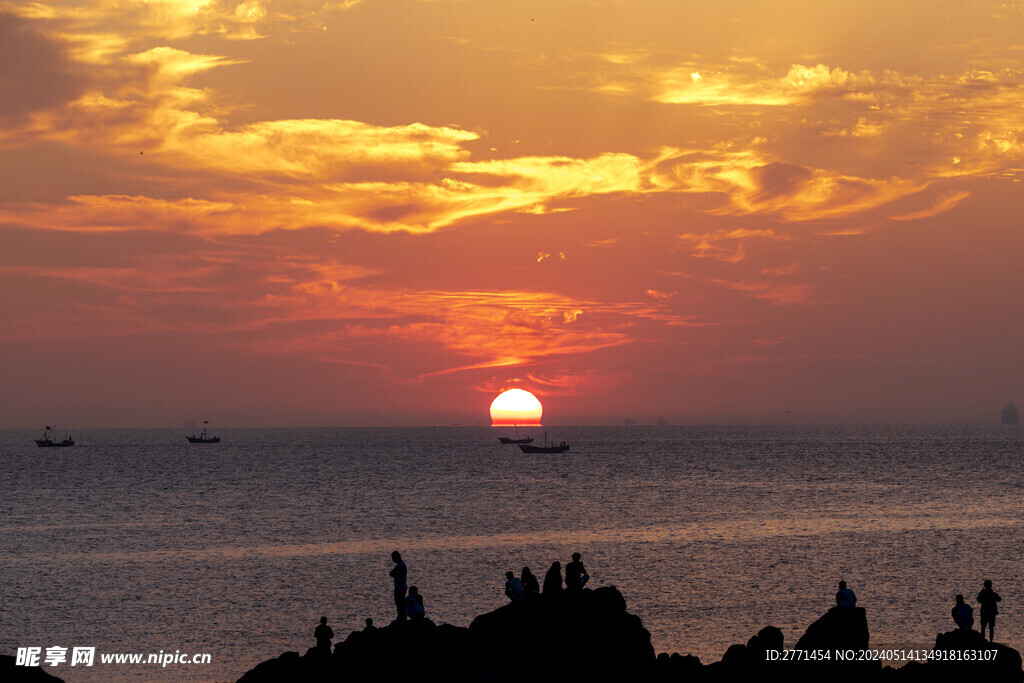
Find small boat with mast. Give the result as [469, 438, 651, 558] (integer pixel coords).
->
[498, 424, 533, 445]
[36, 425, 74, 447]
[186, 421, 221, 444]
[518, 432, 569, 454]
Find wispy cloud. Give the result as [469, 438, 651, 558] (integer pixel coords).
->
[677, 228, 787, 262]
[704, 279, 815, 306]
[889, 190, 971, 222]
[524, 369, 632, 397]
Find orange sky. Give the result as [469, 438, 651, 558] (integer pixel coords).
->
[2, 0, 1023, 426]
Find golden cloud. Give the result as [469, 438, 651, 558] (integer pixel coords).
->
[182, 120, 478, 179]
[655, 63, 873, 107]
[645, 289, 676, 302]
[7, 18, 1016, 238]
[0, 0, 359, 42]
[653, 149, 929, 221]
[888, 191, 971, 222]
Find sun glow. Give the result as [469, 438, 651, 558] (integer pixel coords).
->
[489, 389, 543, 426]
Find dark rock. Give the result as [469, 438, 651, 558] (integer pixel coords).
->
[0, 655, 64, 682]
[653, 651, 704, 680]
[748, 625, 784, 655]
[236, 651, 300, 683]
[467, 586, 655, 681]
[898, 628, 1024, 682]
[704, 607, 876, 682]
[237, 586, 655, 682]
[235, 590, 1024, 683]
[794, 606, 870, 652]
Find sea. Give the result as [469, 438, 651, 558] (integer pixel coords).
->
[1, 425, 1022, 681]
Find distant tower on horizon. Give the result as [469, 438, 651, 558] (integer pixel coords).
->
[1002, 401, 1019, 424]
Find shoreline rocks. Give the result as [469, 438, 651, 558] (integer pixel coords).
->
[237, 588, 1024, 682]
[1, 655, 65, 682]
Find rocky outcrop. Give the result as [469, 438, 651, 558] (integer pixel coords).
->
[698, 625, 787, 680]
[238, 586, 655, 683]
[655, 607, 879, 682]
[790, 606, 880, 681]
[887, 628, 1024, 683]
[0, 655, 65, 682]
[469, 586, 655, 681]
[794, 606, 870, 652]
[238, 594, 1024, 683]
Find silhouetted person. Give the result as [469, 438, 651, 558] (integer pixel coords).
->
[390, 551, 408, 621]
[314, 617, 333, 651]
[952, 594, 974, 631]
[405, 585, 425, 621]
[835, 580, 857, 608]
[521, 567, 540, 595]
[565, 552, 589, 592]
[543, 561, 563, 594]
[363, 617, 376, 632]
[505, 571, 527, 601]
[978, 580, 1002, 641]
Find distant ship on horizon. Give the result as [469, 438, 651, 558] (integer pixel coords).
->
[187, 421, 221, 444]
[36, 425, 74, 448]
[1002, 401, 1019, 424]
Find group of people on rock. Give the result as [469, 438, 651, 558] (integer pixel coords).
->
[315, 550, 596, 650]
[315, 561, 1006, 654]
[390, 550, 425, 622]
[952, 580, 1002, 641]
[505, 553, 590, 601]
[314, 550, 429, 651]
[836, 578, 1003, 642]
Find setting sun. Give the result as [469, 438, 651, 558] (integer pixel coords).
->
[489, 389, 543, 426]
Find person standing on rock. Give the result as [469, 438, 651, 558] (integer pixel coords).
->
[314, 617, 334, 652]
[977, 580, 1002, 642]
[565, 552, 589, 592]
[390, 550, 408, 622]
[543, 561, 563, 595]
[952, 594, 974, 631]
[835, 580, 857, 608]
[505, 571, 527, 601]
[521, 566, 540, 595]
[405, 586, 425, 621]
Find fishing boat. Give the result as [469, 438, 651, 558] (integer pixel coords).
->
[498, 425, 533, 445]
[499, 436, 534, 444]
[518, 432, 569, 454]
[186, 421, 221, 444]
[36, 425, 74, 447]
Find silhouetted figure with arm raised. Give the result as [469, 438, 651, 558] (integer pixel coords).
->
[505, 571, 527, 601]
[565, 552, 589, 592]
[835, 580, 857, 608]
[543, 561, 563, 595]
[521, 567, 540, 595]
[977, 579, 1002, 641]
[405, 586, 425, 621]
[314, 617, 333, 652]
[390, 551, 408, 622]
[952, 594, 974, 631]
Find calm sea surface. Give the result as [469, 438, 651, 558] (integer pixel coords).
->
[2, 425, 1023, 681]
